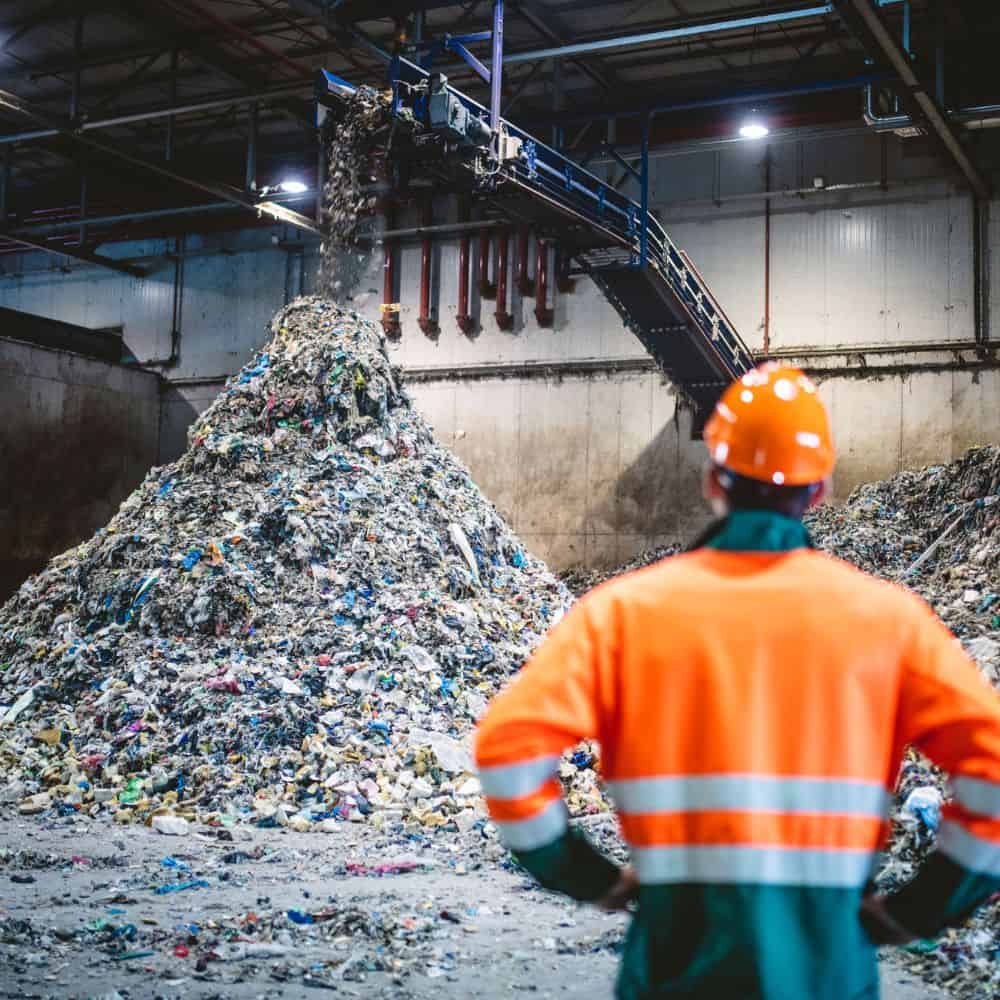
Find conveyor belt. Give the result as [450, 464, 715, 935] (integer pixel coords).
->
[317, 61, 755, 417]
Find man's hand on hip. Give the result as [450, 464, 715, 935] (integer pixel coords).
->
[859, 894, 919, 946]
[598, 865, 639, 912]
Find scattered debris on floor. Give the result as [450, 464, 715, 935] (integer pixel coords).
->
[0, 819, 625, 998]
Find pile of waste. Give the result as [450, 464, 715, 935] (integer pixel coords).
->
[561, 544, 680, 596]
[807, 445, 1000, 636]
[0, 297, 610, 838]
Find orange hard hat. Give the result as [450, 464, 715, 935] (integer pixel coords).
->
[703, 364, 835, 486]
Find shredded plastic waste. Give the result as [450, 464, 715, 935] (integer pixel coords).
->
[0, 296, 585, 843]
[560, 544, 680, 596]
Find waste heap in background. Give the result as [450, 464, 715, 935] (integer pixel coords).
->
[561, 544, 680, 597]
[0, 297, 606, 839]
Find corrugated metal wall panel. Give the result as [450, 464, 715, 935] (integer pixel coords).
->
[772, 194, 887, 349]
[664, 208, 766, 351]
[885, 185, 972, 343]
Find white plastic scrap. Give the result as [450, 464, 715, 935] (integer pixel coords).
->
[448, 523, 481, 583]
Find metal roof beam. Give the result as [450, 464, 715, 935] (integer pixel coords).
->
[0, 83, 309, 147]
[0, 230, 146, 277]
[1, 13, 316, 85]
[512, 0, 616, 93]
[0, 85, 320, 235]
[503, 1, 906, 64]
[833, 0, 991, 200]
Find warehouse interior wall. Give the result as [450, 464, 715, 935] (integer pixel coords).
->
[0, 129, 997, 572]
[0, 338, 160, 603]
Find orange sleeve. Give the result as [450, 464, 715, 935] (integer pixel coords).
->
[473, 590, 618, 858]
[896, 596, 1000, 875]
[475, 590, 615, 771]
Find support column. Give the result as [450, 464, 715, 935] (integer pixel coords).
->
[763, 148, 772, 356]
[245, 101, 259, 194]
[78, 155, 88, 248]
[490, 0, 504, 132]
[639, 116, 650, 267]
[0, 147, 10, 226]
[70, 15, 84, 121]
[974, 198, 991, 347]
[166, 48, 179, 162]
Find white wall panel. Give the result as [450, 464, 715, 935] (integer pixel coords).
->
[770, 202, 830, 349]
[664, 208, 766, 351]
[885, 188, 972, 344]
[820, 198, 888, 347]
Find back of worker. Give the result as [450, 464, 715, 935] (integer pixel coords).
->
[475, 365, 1000, 1000]
[573, 548, 912, 998]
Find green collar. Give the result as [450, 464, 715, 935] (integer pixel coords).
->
[697, 509, 813, 553]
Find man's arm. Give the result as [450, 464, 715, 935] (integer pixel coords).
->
[883, 599, 1000, 937]
[474, 594, 624, 902]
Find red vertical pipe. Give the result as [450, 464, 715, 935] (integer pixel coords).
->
[534, 238, 554, 328]
[380, 203, 400, 338]
[516, 226, 533, 296]
[456, 231, 473, 334]
[417, 201, 438, 338]
[478, 228, 495, 299]
[555, 245, 574, 294]
[495, 230, 513, 331]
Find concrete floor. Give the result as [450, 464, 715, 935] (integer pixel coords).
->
[0, 818, 944, 999]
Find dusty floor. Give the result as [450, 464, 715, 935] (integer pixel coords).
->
[0, 817, 942, 999]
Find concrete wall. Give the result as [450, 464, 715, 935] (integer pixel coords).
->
[407, 364, 1000, 568]
[0, 338, 160, 603]
[0, 129, 997, 571]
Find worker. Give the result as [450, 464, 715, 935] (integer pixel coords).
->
[474, 363, 1000, 999]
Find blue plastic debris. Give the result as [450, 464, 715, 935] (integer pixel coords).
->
[238, 353, 271, 384]
[154, 879, 210, 895]
[182, 549, 203, 572]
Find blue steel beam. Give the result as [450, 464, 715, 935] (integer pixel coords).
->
[451, 31, 493, 45]
[529, 72, 892, 126]
[504, 0, 907, 65]
[446, 37, 491, 83]
[639, 117, 649, 268]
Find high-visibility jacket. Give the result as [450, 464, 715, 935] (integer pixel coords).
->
[475, 510, 1000, 1000]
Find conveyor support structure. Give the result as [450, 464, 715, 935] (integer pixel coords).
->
[317, 62, 755, 418]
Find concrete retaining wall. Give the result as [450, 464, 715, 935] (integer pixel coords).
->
[0, 338, 160, 603]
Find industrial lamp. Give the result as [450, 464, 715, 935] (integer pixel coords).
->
[738, 116, 769, 140]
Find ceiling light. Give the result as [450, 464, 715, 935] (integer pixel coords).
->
[279, 179, 308, 194]
[739, 121, 769, 140]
